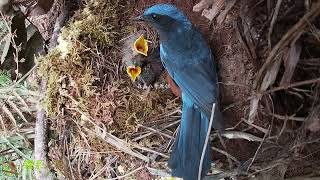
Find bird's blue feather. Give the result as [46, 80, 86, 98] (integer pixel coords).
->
[168, 93, 211, 180]
[143, 4, 190, 24]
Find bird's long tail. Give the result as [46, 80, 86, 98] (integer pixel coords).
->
[168, 94, 211, 180]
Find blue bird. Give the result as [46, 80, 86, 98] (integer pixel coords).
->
[136, 4, 224, 180]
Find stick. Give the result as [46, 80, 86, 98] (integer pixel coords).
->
[211, 146, 240, 165]
[255, 2, 320, 88]
[132, 120, 180, 141]
[34, 79, 53, 180]
[246, 126, 270, 172]
[217, 133, 233, 169]
[268, 0, 283, 50]
[137, 124, 175, 140]
[198, 103, 216, 180]
[107, 166, 144, 180]
[223, 77, 320, 112]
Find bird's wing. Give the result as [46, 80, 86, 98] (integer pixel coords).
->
[160, 48, 218, 118]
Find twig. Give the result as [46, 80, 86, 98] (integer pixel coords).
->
[217, 0, 236, 24]
[249, 2, 320, 122]
[137, 124, 174, 140]
[203, 170, 244, 180]
[268, 113, 305, 121]
[0, 115, 7, 131]
[246, 126, 270, 172]
[82, 125, 151, 162]
[165, 124, 179, 153]
[211, 146, 240, 165]
[198, 103, 216, 180]
[133, 120, 180, 141]
[265, 77, 320, 94]
[89, 157, 118, 180]
[277, 116, 287, 142]
[132, 143, 169, 159]
[255, 2, 320, 88]
[243, 118, 269, 134]
[249, 161, 282, 176]
[225, 118, 245, 131]
[224, 77, 320, 112]
[290, 137, 320, 151]
[143, 109, 181, 126]
[268, 0, 283, 50]
[64, 137, 75, 180]
[218, 133, 233, 169]
[146, 167, 171, 177]
[214, 131, 263, 142]
[107, 166, 144, 180]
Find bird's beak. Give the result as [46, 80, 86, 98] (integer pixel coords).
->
[133, 15, 144, 21]
[127, 66, 142, 82]
[133, 34, 148, 56]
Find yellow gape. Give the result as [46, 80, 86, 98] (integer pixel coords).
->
[133, 34, 148, 56]
[126, 66, 141, 81]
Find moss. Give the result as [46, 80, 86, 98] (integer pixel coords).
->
[59, 0, 120, 48]
[37, 0, 122, 117]
[37, 46, 96, 116]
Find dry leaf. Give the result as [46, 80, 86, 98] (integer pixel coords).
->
[280, 43, 302, 86]
[202, 0, 225, 21]
[306, 105, 320, 132]
[193, 0, 214, 12]
[217, 0, 236, 24]
[249, 54, 282, 122]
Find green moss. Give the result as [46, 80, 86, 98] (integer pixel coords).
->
[60, 0, 120, 48]
[37, 47, 96, 116]
[37, 0, 123, 117]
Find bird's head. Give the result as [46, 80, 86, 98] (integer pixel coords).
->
[135, 4, 191, 33]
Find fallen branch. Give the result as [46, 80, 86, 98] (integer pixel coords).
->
[34, 78, 53, 180]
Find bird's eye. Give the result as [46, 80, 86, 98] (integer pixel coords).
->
[151, 14, 158, 20]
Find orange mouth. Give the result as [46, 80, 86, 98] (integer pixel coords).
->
[126, 66, 142, 81]
[133, 34, 148, 56]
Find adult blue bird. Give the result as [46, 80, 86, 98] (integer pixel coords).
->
[136, 4, 224, 180]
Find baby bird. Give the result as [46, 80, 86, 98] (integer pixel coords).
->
[122, 31, 164, 87]
[122, 31, 181, 96]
